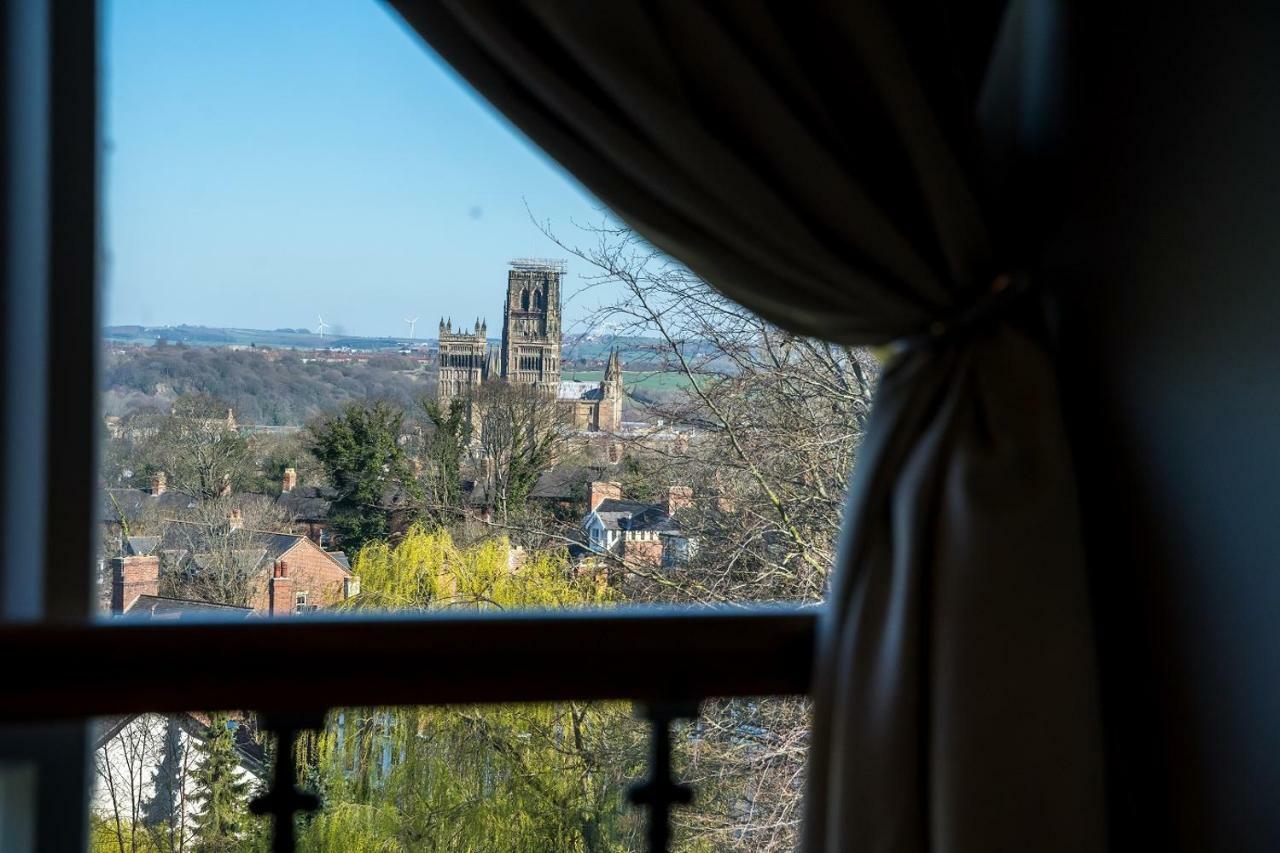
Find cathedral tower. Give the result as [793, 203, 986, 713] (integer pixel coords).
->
[436, 317, 488, 403]
[500, 259, 564, 394]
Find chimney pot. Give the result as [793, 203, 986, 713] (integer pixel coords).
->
[269, 561, 294, 617]
[151, 471, 167, 496]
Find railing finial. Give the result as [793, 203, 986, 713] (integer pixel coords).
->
[629, 701, 699, 853]
[250, 711, 326, 853]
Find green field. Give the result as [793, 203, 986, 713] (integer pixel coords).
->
[568, 370, 694, 391]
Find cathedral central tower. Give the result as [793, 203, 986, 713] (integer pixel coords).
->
[500, 258, 563, 394]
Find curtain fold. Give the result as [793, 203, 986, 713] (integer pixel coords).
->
[390, 1, 1104, 849]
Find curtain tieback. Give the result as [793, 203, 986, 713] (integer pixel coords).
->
[894, 271, 1034, 353]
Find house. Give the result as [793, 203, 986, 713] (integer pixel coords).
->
[528, 463, 622, 519]
[581, 481, 694, 568]
[102, 472, 197, 539]
[92, 711, 264, 847]
[273, 467, 335, 547]
[110, 519, 359, 618]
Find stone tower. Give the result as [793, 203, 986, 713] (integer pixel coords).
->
[500, 259, 564, 394]
[599, 347, 624, 431]
[436, 317, 489, 403]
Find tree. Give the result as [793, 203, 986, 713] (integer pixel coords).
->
[417, 397, 472, 524]
[158, 495, 294, 608]
[249, 430, 327, 495]
[307, 401, 423, 553]
[137, 394, 253, 501]
[303, 527, 644, 852]
[470, 381, 566, 523]
[538, 215, 879, 850]
[190, 713, 252, 852]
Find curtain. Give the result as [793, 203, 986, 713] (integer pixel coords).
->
[390, 2, 1105, 850]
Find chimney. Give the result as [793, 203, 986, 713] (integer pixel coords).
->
[111, 555, 160, 614]
[228, 508, 243, 531]
[269, 560, 294, 617]
[588, 481, 622, 512]
[151, 471, 167, 496]
[665, 485, 693, 517]
[282, 467, 298, 493]
[219, 473, 232, 498]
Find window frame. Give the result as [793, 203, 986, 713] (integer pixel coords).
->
[0, 2, 818, 847]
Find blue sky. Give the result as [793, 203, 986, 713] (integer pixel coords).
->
[104, 0, 609, 337]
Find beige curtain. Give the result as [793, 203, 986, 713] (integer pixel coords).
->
[390, 1, 1105, 849]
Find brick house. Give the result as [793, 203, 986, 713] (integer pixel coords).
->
[581, 482, 693, 568]
[110, 522, 359, 618]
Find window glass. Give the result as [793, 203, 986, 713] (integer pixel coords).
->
[98, 0, 867, 847]
[92, 699, 807, 852]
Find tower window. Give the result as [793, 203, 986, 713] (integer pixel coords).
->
[521, 288, 530, 310]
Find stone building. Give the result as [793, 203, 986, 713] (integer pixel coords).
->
[436, 259, 623, 432]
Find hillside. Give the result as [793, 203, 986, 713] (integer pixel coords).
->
[102, 344, 430, 426]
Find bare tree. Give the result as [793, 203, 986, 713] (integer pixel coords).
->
[137, 394, 253, 501]
[159, 495, 294, 607]
[469, 381, 569, 524]
[536, 215, 878, 850]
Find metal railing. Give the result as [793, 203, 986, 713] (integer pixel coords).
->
[3, 606, 818, 852]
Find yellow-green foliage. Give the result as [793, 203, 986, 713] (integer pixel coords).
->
[301, 528, 639, 852]
[341, 525, 614, 613]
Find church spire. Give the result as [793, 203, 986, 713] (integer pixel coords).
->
[603, 347, 622, 383]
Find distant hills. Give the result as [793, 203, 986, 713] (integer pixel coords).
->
[103, 324, 405, 351]
[102, 324, 705, 365]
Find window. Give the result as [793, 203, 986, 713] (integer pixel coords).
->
[0, 2, 837, 850]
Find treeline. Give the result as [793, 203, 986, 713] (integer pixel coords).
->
[102, 344, 430, 425]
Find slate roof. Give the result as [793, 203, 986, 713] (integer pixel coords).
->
[121, 594, 256, 622]
[529, 464, 619, 500]
[154, 521, 350, 577]
[102, 487, 198, 523]
[592, 498, 682, 533]
[124, 535, 160, 556]
[275, 484, 335, 521]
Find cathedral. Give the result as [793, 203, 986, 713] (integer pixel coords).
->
[436, 259, 623, 432]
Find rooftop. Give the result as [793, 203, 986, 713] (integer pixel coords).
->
[592, 498, 682, 533]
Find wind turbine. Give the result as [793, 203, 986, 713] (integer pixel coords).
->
[315, 315, 330, 337]
[403, 316, 419, 339]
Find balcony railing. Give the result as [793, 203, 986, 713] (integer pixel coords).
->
[2, 606, 817, 852]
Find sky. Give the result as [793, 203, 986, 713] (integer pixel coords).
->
[104, 0, 611, 338]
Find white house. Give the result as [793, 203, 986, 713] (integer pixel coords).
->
[581, 482, 694, 568]
[92, 712, 263, 847]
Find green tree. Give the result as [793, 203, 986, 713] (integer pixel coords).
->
[308, 401, 423, 552]
[303, 527, 643, 852]
[190, 713, 252, 852]
[419, 397, 471, 523]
